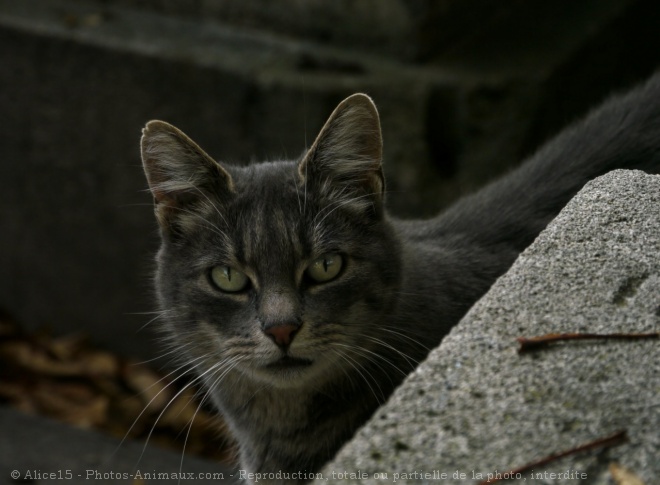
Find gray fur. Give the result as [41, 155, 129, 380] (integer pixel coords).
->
[141, 75, 660, 484]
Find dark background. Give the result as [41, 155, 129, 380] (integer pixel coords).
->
[2, 0, 660, 359]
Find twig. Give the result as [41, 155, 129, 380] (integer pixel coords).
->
[517, 332, 659, 353]
[477, 430, 628, 485]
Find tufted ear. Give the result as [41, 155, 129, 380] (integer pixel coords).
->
[298, 93, 385, 214]
[140, 120, 233, 229]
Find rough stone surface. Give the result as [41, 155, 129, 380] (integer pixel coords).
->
[0, 406, 238, 484]
[319, 170, 660, 484]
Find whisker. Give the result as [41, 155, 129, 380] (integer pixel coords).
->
[115, 354, 208, 456]
[362, 335, 419, 371]
[178, 357, 243, 483]
[303, 154, 309, 215]
[136, 311, 179, 332]
[132, 356, 231, 468]
[330, 345, 386, 403]
[376, 326, 431, 352]
[129, 343, 196, 367]
[335, 342, 404, 383]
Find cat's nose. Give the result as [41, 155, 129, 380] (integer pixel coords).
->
[263, 324, 299, 348]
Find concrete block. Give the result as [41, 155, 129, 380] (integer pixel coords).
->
[320, 170, 660, 484]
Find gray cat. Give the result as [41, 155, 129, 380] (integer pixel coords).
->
[141, 73, 660, 483]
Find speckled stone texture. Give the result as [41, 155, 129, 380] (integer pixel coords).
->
[318, 170, 659, 485]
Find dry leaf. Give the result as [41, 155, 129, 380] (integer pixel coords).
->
[80, 350, 119, 376]
[0, 380, 25, 401]
[123, 363, 172, 413]
[32, 381, 108, 428]
[49, 333, 86, 360]
[90, 375, 124, 398]
[160, 388, 198, 428]
[609, 463, 645, 485]
[0, 341, 85, 376]
[0, 380, 36, 413]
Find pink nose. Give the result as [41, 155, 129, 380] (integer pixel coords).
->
[264, 324, 299, 347]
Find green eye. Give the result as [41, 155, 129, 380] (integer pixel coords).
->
[210, 266, 250, 292]
[306, 253, 343, 283]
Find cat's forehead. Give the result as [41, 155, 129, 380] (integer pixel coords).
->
[219, 161, 319, 268]
[227, 161, 305, 221]
[228, 160, 298, 193]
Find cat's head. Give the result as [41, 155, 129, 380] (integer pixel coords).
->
[141, 94, 402, 389]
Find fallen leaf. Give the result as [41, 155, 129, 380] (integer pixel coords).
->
[80, 350, 119, 376]
[123, 363, 172, 413]
[160, 388, 198, 428]
[0, 379, 26, 401]
[0, 340, 86, 376]
[609, 463, 645, 485]
[48, 333, 86, 360]
[32, 381, 108, 428]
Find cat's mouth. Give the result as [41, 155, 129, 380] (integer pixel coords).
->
[265, 356, 313, 371]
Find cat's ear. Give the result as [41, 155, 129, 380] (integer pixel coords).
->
[299, 93, 384, 213]
[141, 120, 233, 228]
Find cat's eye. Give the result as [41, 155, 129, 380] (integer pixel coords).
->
[306, 253, 343, 283]
[210, 266, 250, 293]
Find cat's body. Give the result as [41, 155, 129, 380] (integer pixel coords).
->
[141, 73, 660, 483]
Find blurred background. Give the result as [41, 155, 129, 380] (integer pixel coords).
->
[2, 0, 660, 368]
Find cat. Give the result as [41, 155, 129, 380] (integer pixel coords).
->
[140, 72, 660, 483]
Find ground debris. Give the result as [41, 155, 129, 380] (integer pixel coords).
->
[0, 315, 236, 464]
[609, 463, 646, 485]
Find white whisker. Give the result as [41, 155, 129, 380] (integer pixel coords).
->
[177, 357, 243, 483]
[330, 346, 386, 403]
